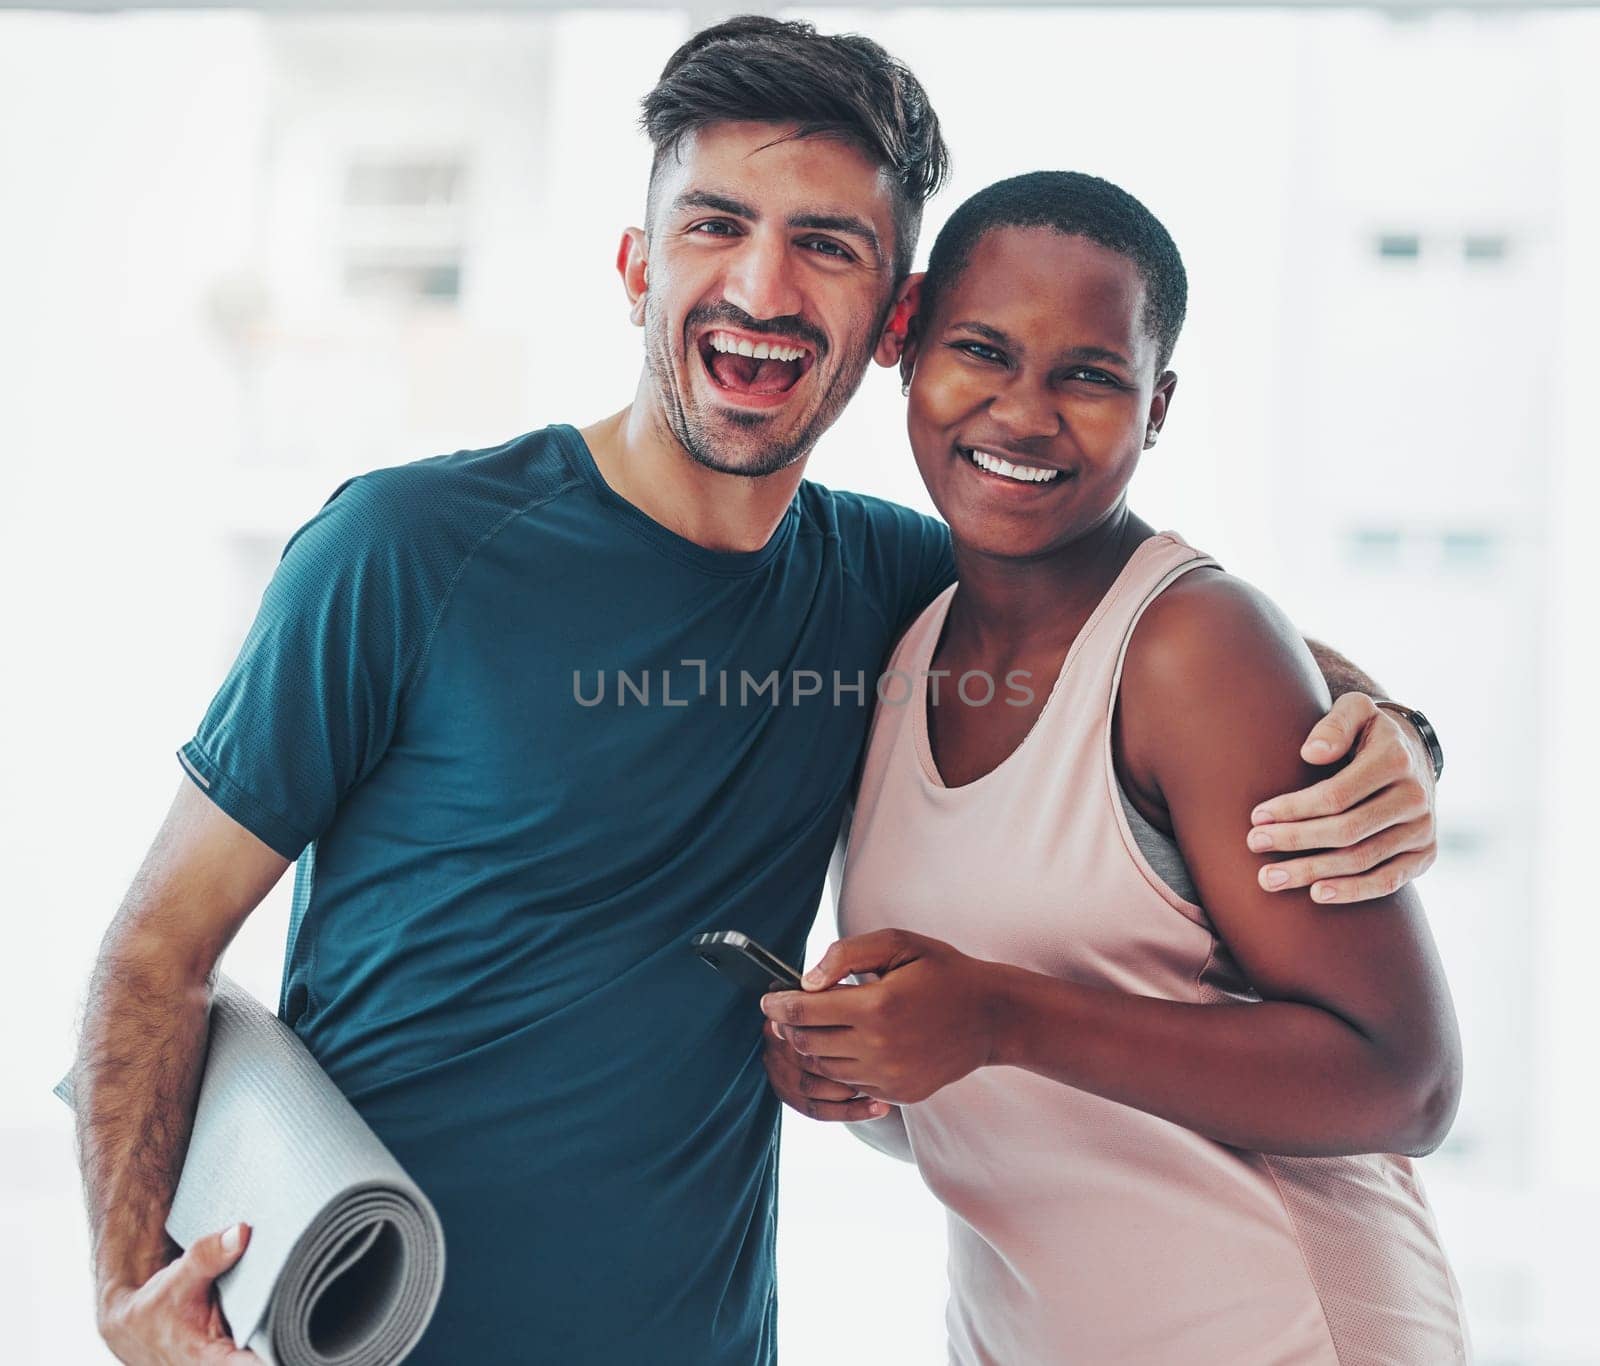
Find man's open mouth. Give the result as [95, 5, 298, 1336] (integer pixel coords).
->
[697, 329, 816, 397]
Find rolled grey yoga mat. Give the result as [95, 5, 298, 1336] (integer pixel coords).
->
[55, 975, 445, 1366]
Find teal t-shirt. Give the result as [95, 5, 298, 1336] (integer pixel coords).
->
[178, 424, 953, 1364]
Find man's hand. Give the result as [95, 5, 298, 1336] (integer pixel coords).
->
[762, 1019, 891, 1122]
[1246, 692, 1438, 904]
[762, 931, 1005, 1106]
[98, 1223, 259, 1365]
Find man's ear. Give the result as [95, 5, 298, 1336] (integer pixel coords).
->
[617, 227, 648, 327]
[874, 272, 925, 369]
[1144, 371, 1178, 448]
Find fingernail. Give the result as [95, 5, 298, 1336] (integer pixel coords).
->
[1250, 806, 1272, 824]
[1263, 868, 1288, 889]
[803, 969, 823, 988]
[869, 1103, 890, 1117]
[1247, 829, 1273, 852]
[1313, 883, 1336, 901]
[222, 1224, 242, 1254]
[1307, 740, 1334, 757]
[760, 995, 773, 1013]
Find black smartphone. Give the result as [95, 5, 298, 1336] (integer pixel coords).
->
[691, 930, 804, 994]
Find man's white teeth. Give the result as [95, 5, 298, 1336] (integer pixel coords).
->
[966, 448, 1059, 483]
[706, 332, 807, 363]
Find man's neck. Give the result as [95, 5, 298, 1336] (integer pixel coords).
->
[580, 393, 808, 555]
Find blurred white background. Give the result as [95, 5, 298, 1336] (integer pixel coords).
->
[2, 3, 1597, 1362]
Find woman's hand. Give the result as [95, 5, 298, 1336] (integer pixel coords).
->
[760, 931, 1008, 1105]
[761, 1019, 891, 1122]
[1248, 693, 1438, 904]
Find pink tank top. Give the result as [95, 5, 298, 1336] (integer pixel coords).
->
[837, 532, 1470, 1365]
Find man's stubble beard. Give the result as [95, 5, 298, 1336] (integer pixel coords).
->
[641, 293, 881, 480]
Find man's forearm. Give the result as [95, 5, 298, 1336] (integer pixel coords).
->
[1304, 638, 1385, 702]
[73, 939, 213, 1309]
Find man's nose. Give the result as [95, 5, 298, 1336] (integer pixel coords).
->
[722, 233, 804, 325]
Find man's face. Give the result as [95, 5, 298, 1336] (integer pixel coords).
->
[626, 121, 902, 478]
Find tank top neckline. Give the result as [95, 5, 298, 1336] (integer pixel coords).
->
[911, 532, 1180, 796]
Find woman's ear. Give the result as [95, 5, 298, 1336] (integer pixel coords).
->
[617, 228, 648, 327]
[874, 272, 925, 369]
[1144, 371, 1178, 448]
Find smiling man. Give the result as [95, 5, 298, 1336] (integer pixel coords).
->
[72, 17, 1444, 1366]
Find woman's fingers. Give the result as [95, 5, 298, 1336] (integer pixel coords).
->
[778, 1023, 856, 1060]
[763, 1023, 886, 1120]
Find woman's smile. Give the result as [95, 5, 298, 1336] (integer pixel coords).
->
[955, 442, 1075, 491]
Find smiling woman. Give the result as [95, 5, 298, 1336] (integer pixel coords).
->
[766, 171, 1472, 1365]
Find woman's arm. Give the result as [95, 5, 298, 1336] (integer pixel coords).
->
[762, 573, 1463, 1158]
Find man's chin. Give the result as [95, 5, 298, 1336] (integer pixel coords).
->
[682, 438, 804, 480]
[680, 405, 812, 478]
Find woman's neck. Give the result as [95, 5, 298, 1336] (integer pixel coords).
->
[945, 505, 1154, 661]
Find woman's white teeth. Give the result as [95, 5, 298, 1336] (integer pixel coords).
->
[707, 332, 806, 363]
[966, 448, 1059, 483]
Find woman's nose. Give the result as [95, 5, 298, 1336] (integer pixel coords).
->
[985, 381, 1062, 441]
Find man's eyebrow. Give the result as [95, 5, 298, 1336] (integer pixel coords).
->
[948, 320, 1131, 368]
[670, 189, 884, 265]
[789, 212, 883, 263]
[673, 189, 758, 219]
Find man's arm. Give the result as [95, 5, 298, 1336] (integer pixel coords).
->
[1304, 637, 1384, 701]
[1252, 638, 1440, 904]
[75, 778, 288, 1361]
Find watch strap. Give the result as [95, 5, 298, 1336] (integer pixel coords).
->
[1372, 700, 1444, 782]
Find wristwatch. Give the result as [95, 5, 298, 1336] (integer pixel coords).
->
[1372, 700, 1444, 782]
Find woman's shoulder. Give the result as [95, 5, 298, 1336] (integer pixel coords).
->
[1119, 559, 1328, 768]
[1130, 561, 1312, 685]
[1115, 556, 1331, 824]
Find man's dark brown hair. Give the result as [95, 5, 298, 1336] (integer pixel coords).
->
[640, 15, 949, 280]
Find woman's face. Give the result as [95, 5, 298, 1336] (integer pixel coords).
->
[904, 227, 1174, 561]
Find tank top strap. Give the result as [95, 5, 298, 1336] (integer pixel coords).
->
[1104, 532, 1223, 694]
[1028, 531, 1222, 752]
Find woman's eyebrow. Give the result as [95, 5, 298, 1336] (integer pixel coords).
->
[948, 322, 1132, 371]
[948, 320, 1013, 347]
[1061, 344, 1132, 368]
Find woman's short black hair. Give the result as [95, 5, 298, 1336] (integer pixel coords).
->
[640, 15, 949, 280]
[918, 171, 1188, 372]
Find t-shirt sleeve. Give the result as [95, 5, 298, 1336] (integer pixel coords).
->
[892, 506, 956, 631]
[830, 490, 955, 640]
[177, 471, 436, 859]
